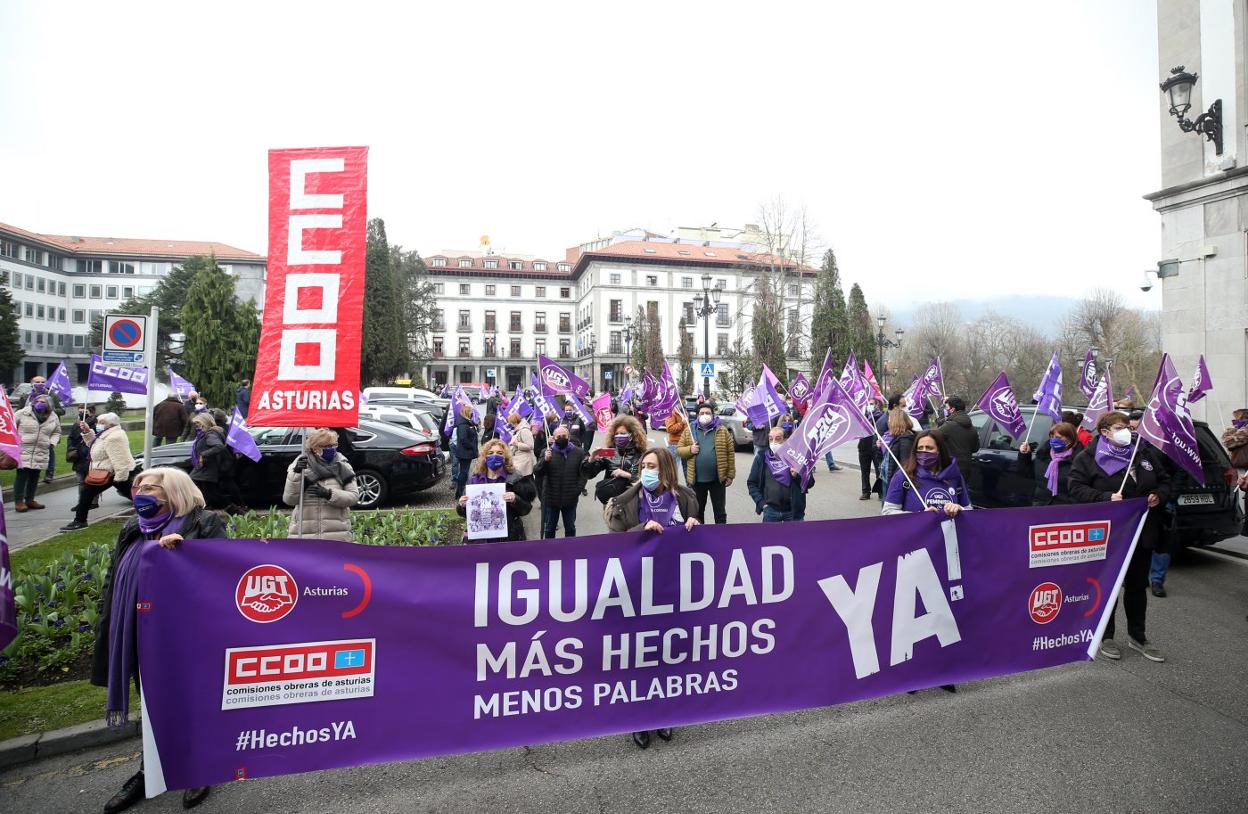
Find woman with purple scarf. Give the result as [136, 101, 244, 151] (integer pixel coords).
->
[1069, 411, 1171, 664]
[603, 446, 699, 749]
[91, 467, 227, 813]
[1017, 421, 1083, 505]
[456, 439, 536, 541]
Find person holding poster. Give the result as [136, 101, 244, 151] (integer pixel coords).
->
[92, 467, 226, 814]
[457, 440, 535, 541]
[882, 431, 971, 517]
[1068, 411, 1170, 663]
[282, 429, 360, 542]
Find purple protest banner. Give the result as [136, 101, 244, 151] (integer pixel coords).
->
[756, 367, 785, 417]
[814, 348, 835, 398]
[87, 355, 149, 396]
[776, 378, 873, 480]
[1188, 355, 1212, 403]
[134, 499, 1149, 795]
[48, 361, 75, 406]
[528, 375, 557, 421]
[538, 354, 590, 400]
[904, 377, 927, 423]
[1032, 352, 1063, 423]
[0, 501, 15, 653]
[226, 409, 262, 463]
[1079, 351, 1098, 400]
[168, 368, 197, 399]
[920, 357, 945, 401]
[619, 384, 633, 405]
[976, 371, 1027, 440]
[735, 385, 757, 419]
[1079, 370, 1114, 432]
[1140, 355, 1204, 484]
[564, 389, 595, 427]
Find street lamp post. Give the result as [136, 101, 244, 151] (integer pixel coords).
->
[695, 274, 721, 398]
[875, 314, 904, 393]
[623, 315, 634, 384]
[587, 336, 597, 392]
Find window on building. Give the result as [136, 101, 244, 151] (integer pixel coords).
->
[484, 336, 496, 356]
[459, 337, 471, 356]
[89, 309, 103, 324]
[72, 309, 85, 323]
[58, 282, 66, 296]
[89, 285, 102, 298]
[677, 250, 691, 256]
[557, 263, 570, 273]
[484, 259, 498, 269]
[535, 312, 546, 333]
[433, 282, 444, 294]
[484, 310, 496, 331]
[716, 278, 727, 289]
[112, 261, 135, 274]
[432, 257, 447, 267]
[73, 284, 85, 298]
[510, 311, 522, 332]
[716, 303, 729, 327]
[534, 262, 547, 272]
[509, 261, 523, 271]
[73, 335, 85, 348]
[23, 331, 30, 345]
[122, 286, 133, 299]
[24, 303, 33, 317]
[36, 332, 43, 346]
[36, 278, 46, 293]
[458, 258, 472, 268]
[682, 276, 693, 289]
[511, 285, 521, 297]
[432, 309, 445, 330]
[609, 273, 621, 285]
[683, 302, 695, 324]
[535, 286, 546, 297]
[79, 259, 101, 274]
[558, 312, 570, 333]
[559, 287, 570, 299]
[433, 337, 444, 357]
[559, 339, 570, 358]
[10, 272, 21, 288]
[609, 300, 622, 322]
[609, 331, 622, 354]
[458, 310, 471, 330]
[788, 283, 799, 296]
[106, 285, 118, 299]
[510, 338, 521, 357]
[535, 338, 546, 356]
[459, 283, 470, 295]
[787, 308, 799, 333]
[49, 254, 63, 270]
[24, 276, 32, 290]
[23, 247, 41, 264]
[645, 275, 657, 287]
[485, 284, 496, 296]
[37, 305, 45, 319]
[57, 308, 65, 321]
[717, 333, 729, 355]
[0, 241, 14, 257]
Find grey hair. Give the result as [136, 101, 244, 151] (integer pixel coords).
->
[96, 412, 120, 427]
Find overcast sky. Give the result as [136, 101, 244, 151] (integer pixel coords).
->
[0, 1, 1162, 312]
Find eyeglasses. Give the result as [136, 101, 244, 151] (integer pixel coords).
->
[134, 483, 164, 494]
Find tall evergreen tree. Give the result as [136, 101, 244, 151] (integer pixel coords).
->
[808, 249, 849, 377]
[182, 261, 258, 406]
[361, 219, 410, 385]
[0, 288, 23, 387]
[677, 318, 694, 394]
[394, 246, 436, 385]
[751, 273, 787, 384]
[643, 313, 665, 374]
[846, 283, 874, 361]
[631, 307, 649, 372]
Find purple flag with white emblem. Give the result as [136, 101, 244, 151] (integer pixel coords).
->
[538, 354, 589, 399]
[619, 384, 633, 405]
[919, 357, 945, 402]
[0, 500, 15, 653]
[48, 361, 75, 405]
[1079, 351, 1098, 400]
[647, 363, 681, 424]
[226, 408, 262, 462]
[776, 378, 873, 481]
[1188, 355, 1212, 403]
[838, 352, 858, 389]
[747, 368, 784, 426]
[1079, 370, 1114, 432]
[789, 373, 813, 406]
[814, 348, 835, 399]
[1032, 352, 1063, 422]
[168, 368, 197, 399]
[86, 355, 149, 395]
[976, 371, 1026, 440]
[736, 385, 758, 419]
[564, 390, 595, 427]
[904, 377, 928, 422]
[528, 375, 557, 420]
[1140, 355, 1204, 484]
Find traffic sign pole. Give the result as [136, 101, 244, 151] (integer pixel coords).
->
[141, 306, 159, 471]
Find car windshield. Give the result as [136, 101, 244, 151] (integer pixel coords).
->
[718, 406, 736, 416]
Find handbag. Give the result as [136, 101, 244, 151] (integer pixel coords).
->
[84, 466, 114, 487]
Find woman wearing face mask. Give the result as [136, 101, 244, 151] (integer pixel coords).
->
[878, 408, 916, 504]
[188, 412, 230, 509]
[1068, 412, 1170, 663]
[747, 426, 814, 522]
[284, 428, 360, 541]
[604, 446, 698, 749]
[457, 440, 535, 541]
[882, 430, 971, 517]
[1017, 422, 1083, 505]
[1222, 410, 1248, 538]
[92, 467, 225, 814]
[62, 413, 136, 531]
[451, 404, 480, 499]
[12, 395, 61, 511]
[586, 415, 647, 505]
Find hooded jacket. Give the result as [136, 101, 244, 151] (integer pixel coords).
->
[936, 411, 979, 475]
[882, 460, 972, 514]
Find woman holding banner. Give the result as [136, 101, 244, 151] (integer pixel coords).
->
[881, 430, 970, 516]
[1068, 412, 1170, 663]
[1017, 422, 1083, 506]
[283, 428, 360, 542]
[93, 467, 226, 813]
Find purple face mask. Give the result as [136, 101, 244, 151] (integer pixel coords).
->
[1234, 419, 1248, 429]
[915, 451, 939, 468]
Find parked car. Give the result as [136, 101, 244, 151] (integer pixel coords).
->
[967, 404, 1241, 546]
[716, 404, 753, 450]
[137, 419, 445, 510]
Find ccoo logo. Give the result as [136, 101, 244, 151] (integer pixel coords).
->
[1028, 582, 1062, 624]
[236, 564, 299, 623]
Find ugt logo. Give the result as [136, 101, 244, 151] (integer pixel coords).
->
[236, 564, 298, 623]
[1028, 582, 1062, 624]
[991, 388, 1020, 422]
[544, 369, 569, 389]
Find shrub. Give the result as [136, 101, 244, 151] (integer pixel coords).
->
[228, 508, 464, 547]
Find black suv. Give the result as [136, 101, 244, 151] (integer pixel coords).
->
[966, 405, 1242, 547]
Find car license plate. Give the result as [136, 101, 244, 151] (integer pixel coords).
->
[1178, 493, 1215, 506]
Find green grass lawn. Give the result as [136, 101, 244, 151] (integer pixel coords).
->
[10, 519, 124, 574]
[0, 680, 138, 740]
[1, 430, 153, 489]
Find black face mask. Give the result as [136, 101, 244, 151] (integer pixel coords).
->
[554, 437, 569, 449]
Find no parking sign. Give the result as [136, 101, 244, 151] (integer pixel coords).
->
[103, 314, 147, 363]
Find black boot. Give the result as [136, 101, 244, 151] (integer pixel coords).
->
[941, 684, 957, 693]
[182, 786, 210, 809]
[104, 771, 145, 814]
[656, 728, 673, 741]
[631, 731, 651, 749]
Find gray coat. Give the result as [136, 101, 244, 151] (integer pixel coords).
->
[283, 454, 360, 542]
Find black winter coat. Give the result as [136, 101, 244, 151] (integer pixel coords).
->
[583, 443, 644, 504]
[452, 414, 479, 461]
[936, 412, 979, 476]
[533, 444, 590, 508]
[1018, 443, 1083, 505]
[67, 423, 91, 477]
[191, 429, 228, 483]
[91, 507, 230, 687]
[1068, 439, 1171, 550]
[456, 472, 536, 542]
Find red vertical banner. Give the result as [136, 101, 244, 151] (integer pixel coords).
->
[249, 147, 368, 427]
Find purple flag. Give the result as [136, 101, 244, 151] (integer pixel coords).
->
[788, 373, 812, 405]
[619, 384, 634, 405]
[919, 357, 945, 401]
[1032, 352, 1063, 422]
[86, 355, 149, 396]
[904, 377, 928, 422]
[538, 354, 590, 399]
[976, 371, 1026, 440]
[47, 361, 75, 406]
[814, 348, 835, 399]
[1140, 355, 1204, 484]
[1188, 355, 1212, 403]
[839, 360, 872, 415]
[736, 385, 758, 420]
[862, 361, 884, 402]
[168, 368, 197, 399]
[444, 386, 483, 436]
[747, 370, 784, 426]
[838, 352, 858, 389]
[0, 500, 16, 653]
[226, 408, 262, 463]
[1079, 370, 1114, 432]
[564, 390, 595, 427]
[528, 374, 557, 420]
[1079, 351, 1097, 400]
[646, 363, 681, 424]
[134, 498, 1149, 793]
[776, 378, 874, 481]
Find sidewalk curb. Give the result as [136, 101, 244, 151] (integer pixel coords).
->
[2, 473, 80, 503]
[0, 716, 140, 770]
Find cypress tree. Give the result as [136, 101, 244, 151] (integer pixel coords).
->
[847, 283, 874, 361]
[361, 218, 411, 385]
[809, 249, 849, 377]
[181, 260, 257, 407]
[0, 288, 23, 387]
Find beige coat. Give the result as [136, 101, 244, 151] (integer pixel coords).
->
[82, 424, 134, 477]
[283, 456, 360, 542]
[15, 406, 62, 470]
[508, 425, 536, 477]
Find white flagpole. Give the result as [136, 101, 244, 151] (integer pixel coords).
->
[868, 418, 921, 497]
[1022, 407, 1041, 448]
[1114, 439, 1143, 497]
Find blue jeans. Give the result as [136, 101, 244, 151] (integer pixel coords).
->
[667, 444, 687, 483]
[543, 504, 577, 538]
[762, 505, 796, 523]
[1150, 551, 1171, 586]
[824, 451, 838, 470]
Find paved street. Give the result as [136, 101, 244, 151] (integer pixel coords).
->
[3, 433, 1247, 813]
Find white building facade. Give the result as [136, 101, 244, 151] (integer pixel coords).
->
[1147, 0, 1248, 422]
[0, 221, 266, 386]
[424, 233, 815, 396]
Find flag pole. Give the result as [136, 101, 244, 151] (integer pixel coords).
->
[1022, 408, 1041, 448]
[868, 416, 921, 497]
[1114, 439, 1143, 497]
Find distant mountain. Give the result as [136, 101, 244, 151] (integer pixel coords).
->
[888, 296, 1088, 330]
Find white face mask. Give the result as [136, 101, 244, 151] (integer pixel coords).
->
[698, 414, 712, 426]
[1110, 428, 1133, 446]
[769, 442, 783, 454]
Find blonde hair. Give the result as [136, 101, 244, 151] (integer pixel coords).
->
[191, 413, 218, 433]
[474, 439, 514, 475]
[507, 412, 522, 426]
[305, 428, 339, 452]
[132, 467, 206, 517]
[607, 414, 647, 450]
[887, 408, 912, 437]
